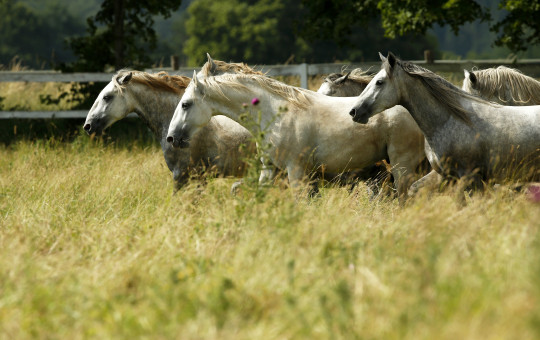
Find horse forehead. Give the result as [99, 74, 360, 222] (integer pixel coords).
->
[102, 81, 116, 95]
[375, 69, 387, 79]
[317, 82, 332, 94]
[183, 82, 198, 98]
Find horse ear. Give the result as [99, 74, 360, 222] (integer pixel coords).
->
[379, 52, 387, 62]
[335, 71, 351, 85]
[387, 52, 397, 69]
[118, 72, 132, 85]
[206, 53, 217, 74]
[468, 70, 477, 84]
[192, 70, 199, 87]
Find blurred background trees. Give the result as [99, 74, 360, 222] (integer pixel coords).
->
[1, 0, 540, 70]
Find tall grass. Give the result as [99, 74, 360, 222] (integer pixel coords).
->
[0, 136, 538, 339]
[0, 66, 539, 339]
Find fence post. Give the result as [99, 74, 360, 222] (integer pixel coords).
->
[170, 55, 179, 70]
[424, 50, 434, 64]
[299, 63, 308, 89]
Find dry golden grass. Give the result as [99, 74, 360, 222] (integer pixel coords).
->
[0, 82, 79, 111]
[0, 138, 539, 339]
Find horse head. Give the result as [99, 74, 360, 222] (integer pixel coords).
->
[349, 52, 400, 123]
[167, 70, 212, 148]
[84, 71, 134, 135]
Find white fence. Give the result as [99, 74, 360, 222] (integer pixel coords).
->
[2, 59, 540, 119]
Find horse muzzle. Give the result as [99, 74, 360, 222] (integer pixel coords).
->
[349, 104, 371, 124]
[166, 133, 190, 149]
[83, 118, 107, 136]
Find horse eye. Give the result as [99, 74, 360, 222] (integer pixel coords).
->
[375, 80, 383, 86]
[103, 95, 113, 101]
[182, 102, 191, 110]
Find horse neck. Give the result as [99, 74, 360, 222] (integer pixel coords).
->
[343, 81, 368, 96]
[128, 84, 180, 140]
[206, 84, 285, 131]
[396, 73, 456, 138]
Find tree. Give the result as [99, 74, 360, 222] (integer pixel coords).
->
[182, 0, 438, 65]
[0, 0, 84, 69]
[301, 0, 540, 54]
[183, 0, 308, 66]
[492, 0, 540, 52]
[301, 0, 490, 42]
[64, 0, 183, 72]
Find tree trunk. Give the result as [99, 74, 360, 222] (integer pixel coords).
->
[113, 0, 125, 70]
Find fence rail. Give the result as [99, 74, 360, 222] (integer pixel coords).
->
[2, 58, 540, 119]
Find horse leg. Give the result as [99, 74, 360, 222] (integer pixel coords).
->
[230, 157, 278, 195]
[455, 170, 484, 205]
[407, 170, 443, 197]
[387, 137, 426, 202]
[387, 154, 419, 202]
[286, 163, 317, 198]
[259, 157, 278, 185]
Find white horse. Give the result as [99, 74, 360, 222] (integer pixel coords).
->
[349, 52, 540, 190]
[463, 66, 540, 105]
[167, 71, 426, 197]
[317, 69, 374, 97]
[84, 70, 254, 190]
[199, 55, 389, 189]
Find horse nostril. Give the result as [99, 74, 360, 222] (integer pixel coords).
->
[166, 136, 174, 144]
[349, 108, 356, 118]
[83, 123, 91, 131]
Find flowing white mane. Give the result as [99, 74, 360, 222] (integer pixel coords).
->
[201, 73, 312, 109]
[200, 59, 265, 77]
[113, 70, 191, 95]
[465, 66, 540, 105]
[388, 59, 496, 123]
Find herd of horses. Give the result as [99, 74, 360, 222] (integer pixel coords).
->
[84, 52, 540, 201]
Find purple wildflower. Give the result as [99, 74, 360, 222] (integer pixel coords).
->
[251, 97, 260, 106]
[526, 184, 540, 203]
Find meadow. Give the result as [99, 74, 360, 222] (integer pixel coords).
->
[0, 75, 539, 339]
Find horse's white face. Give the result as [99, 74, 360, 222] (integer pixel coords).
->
[84, 78, 132, 135]
[167, 78, 212, 148]
[349, 67, 399, 124]
[317, 81, 335, 96]
[461, 70, 479, 96]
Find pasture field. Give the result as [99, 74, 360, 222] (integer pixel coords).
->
[0, 131, 539, 339]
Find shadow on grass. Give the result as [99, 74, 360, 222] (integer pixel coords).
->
[0, 118, 156, 149]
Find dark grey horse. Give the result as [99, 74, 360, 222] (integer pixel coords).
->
[350, 52, 540, 194]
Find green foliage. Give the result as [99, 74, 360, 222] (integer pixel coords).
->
[298, 0, 378, 46]
[301, 0, 540, 54]
[63, 0, 183, 72]
[378, 0, 491, 38]
[182, 0, 438, 65]
[301, 0, 489, 42]
[53, 0, 183, 112]
[184, 0, 307, 66]
[0, 0, 84, 68]
[493, 0, 540, 52]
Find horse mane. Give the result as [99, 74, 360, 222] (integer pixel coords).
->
[200, 59, 265, 77]
[202, 73, 311, 109]
[325, 68, 373, 87]
[386, 59, 492, 123]
[113, 70, 191, 95]
[467, 66, 540, 105]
